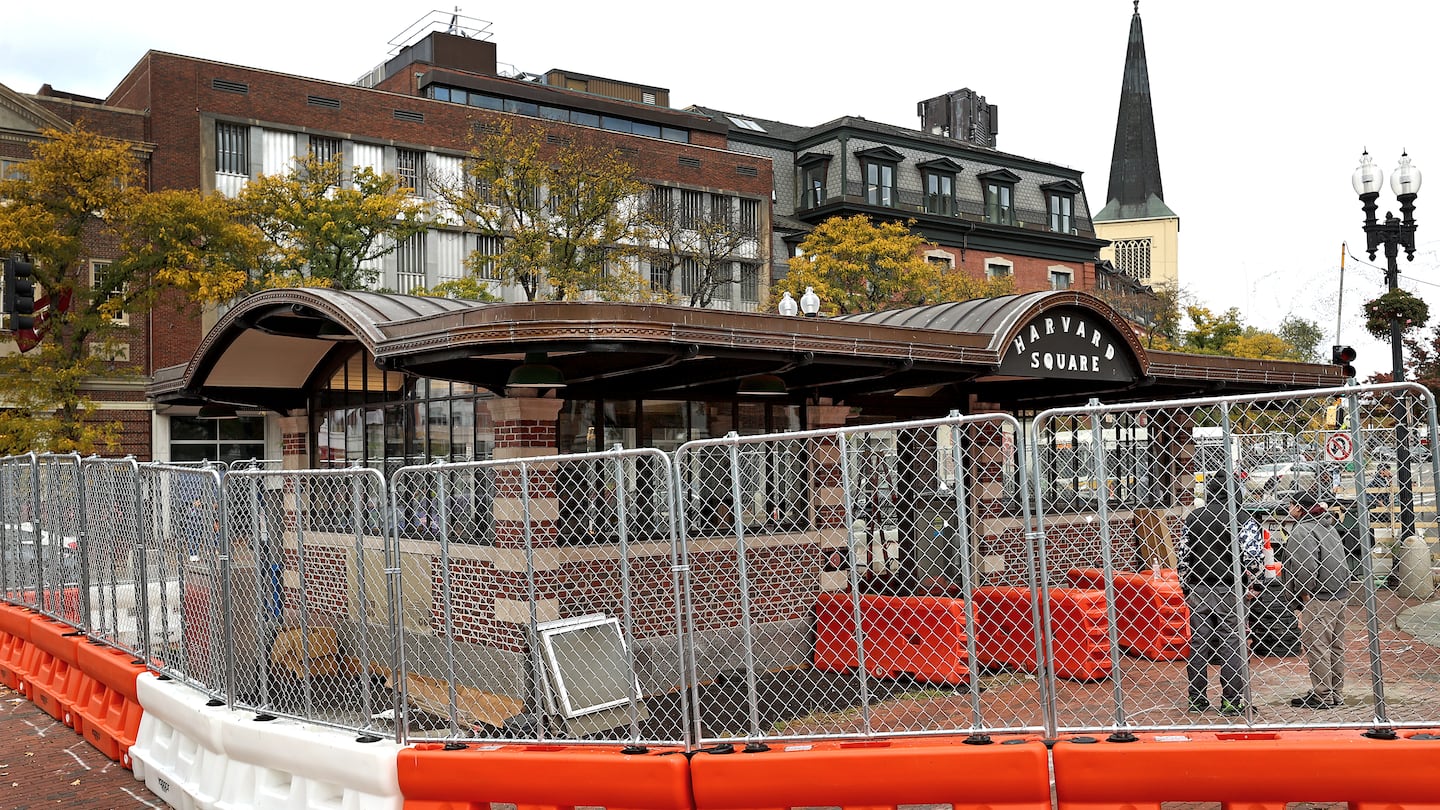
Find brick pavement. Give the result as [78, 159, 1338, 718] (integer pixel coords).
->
[0, 686, 160, 809]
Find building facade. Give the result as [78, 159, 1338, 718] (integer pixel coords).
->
[690, 92, 1109, 297]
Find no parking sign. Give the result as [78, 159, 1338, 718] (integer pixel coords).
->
[1324, 431, 1353, 462]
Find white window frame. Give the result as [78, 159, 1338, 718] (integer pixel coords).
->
[923, 249, 954, 270]
[91, 260, 128, 325]
[985, 257, 1014, 280]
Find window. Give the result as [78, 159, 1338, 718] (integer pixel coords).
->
[918, 159, 962, 217]
[1049, 193, 1074, 233]
[979, 169, 1020, 226]
[680, 190, 704, 229]
[1049, 267, 1072, 290]
[709, 194, 733, 227]
[986, 259, 1013, 280]
[1113, 237, 1153, 281]
[797, 153, 831, 209]
[1042, 180, 1081, 234]
[858, 146, 903, 209]
[925, 171, 955, 215]
[649, 258, 672, 293]
[170, 415, 266, 464]
[739, 263, 760, 309]
[679, 258, 701, 295]
[865, 162, 895, 207]
[738, 198, 759, 236]
[396, 149, 424, 196]
[309, 136, 341, 165]
[985, 181, 1013, 224]
[472, 235, 503, 280]
[924, 251, 954, 270]
[91, 261, 127, 324]
[0, 158, 26, 181]
[395, 233, 426, 292]
[215, 122, 248, 175]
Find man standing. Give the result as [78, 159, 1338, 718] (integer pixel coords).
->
[1178, 473, 1263, 716]
[1283, 492, 1350, 708]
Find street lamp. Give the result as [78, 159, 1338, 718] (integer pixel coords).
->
[1352, 149, 1423, 546]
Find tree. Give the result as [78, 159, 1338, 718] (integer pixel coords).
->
[1182, 306, 1245, 354]
[1094, 282, 1183, 350]
[234, 154, 432, 292]
[778, 215, 1012, 315]
[636, 188, 756, 308]
[430, 119, 650, 302]
[1276, 315, 1324, 363]
[0, 126, 259, 453]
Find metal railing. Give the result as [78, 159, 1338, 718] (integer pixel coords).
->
[1, 384, 1438, 747]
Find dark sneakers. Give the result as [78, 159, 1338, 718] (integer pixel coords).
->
[1186, 697, 1211, 713]
[1290, 692, 1340, 708]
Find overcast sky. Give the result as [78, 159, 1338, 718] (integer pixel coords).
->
[5, 1, 1439, 376]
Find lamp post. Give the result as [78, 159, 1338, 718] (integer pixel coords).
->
[1352, 149, 1423, 547]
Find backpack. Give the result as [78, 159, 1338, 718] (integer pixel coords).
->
[1183, 502, 1238, 588]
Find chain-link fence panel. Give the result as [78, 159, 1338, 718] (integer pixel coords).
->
[0, 454, 38, 606]
[80, 457, 146, 654]
[390, 448, 684, 746]
[224, 468, 395, 737]
[138, 464, 228, 697]
[676, 414, 1044, 744]
[226, 459, 284, 473]
[1031, 382, 1440, 736]
[34, 454, 84, 626]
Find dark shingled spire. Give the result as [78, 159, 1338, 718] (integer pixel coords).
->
[1095, 2, 1176, 222]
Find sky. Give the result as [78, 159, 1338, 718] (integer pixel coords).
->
[4, 1, 1439, 377]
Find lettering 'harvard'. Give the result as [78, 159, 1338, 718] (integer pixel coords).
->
[1009, 315, 1117, 376]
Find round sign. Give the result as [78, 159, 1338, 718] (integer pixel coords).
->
[1324, 432, 1353, 462]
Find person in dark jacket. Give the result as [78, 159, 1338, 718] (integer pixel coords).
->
[1177, 473, 1262, 716]
[1282, 492, 1350, 708]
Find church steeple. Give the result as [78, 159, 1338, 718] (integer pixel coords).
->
[1095, 1, 1175, 222]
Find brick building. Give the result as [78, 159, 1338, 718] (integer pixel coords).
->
[3, 20, 774, 461]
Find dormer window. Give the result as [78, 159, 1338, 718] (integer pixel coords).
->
[918, 157, 963, 217]
[1042, 179, 1082, 234]
[797, 152, 832, 209]
[978, 168, 1020, 226]
[857, 146, 904, 209]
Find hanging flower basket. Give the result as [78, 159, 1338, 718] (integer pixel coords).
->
[1363, 289, 1429, 340]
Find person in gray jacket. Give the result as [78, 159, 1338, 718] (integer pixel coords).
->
[1282, 492, 1350, 708]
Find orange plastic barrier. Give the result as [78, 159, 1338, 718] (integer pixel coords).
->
[1052, 728, 1440, 810]
[72, 641, 147, 768]
[24, 615, 83, 724]
[691, 734, 1051, 810]
[814, 593, 970, 684]
[1065, 568, 1190, 660]
[396, 742, 692, 810]
[18, 587, 83, 627]
[0, 603, 33, 690]
[971, 587, 1112, 681]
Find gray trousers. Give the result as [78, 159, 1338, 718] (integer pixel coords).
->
[1300, 596, 1347, 700]
[1186, 607, 1247, 705]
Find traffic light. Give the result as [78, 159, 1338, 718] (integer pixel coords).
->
[4, 258, 35, 332]
[1331, 345, 1357, 379]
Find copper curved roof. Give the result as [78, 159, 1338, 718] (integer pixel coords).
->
[152, 288, 1344, 415]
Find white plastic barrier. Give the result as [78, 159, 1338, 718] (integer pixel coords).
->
[131, 674, 230, 809]
[131, 673, 404, 810]
[215, 715, 402, 810]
